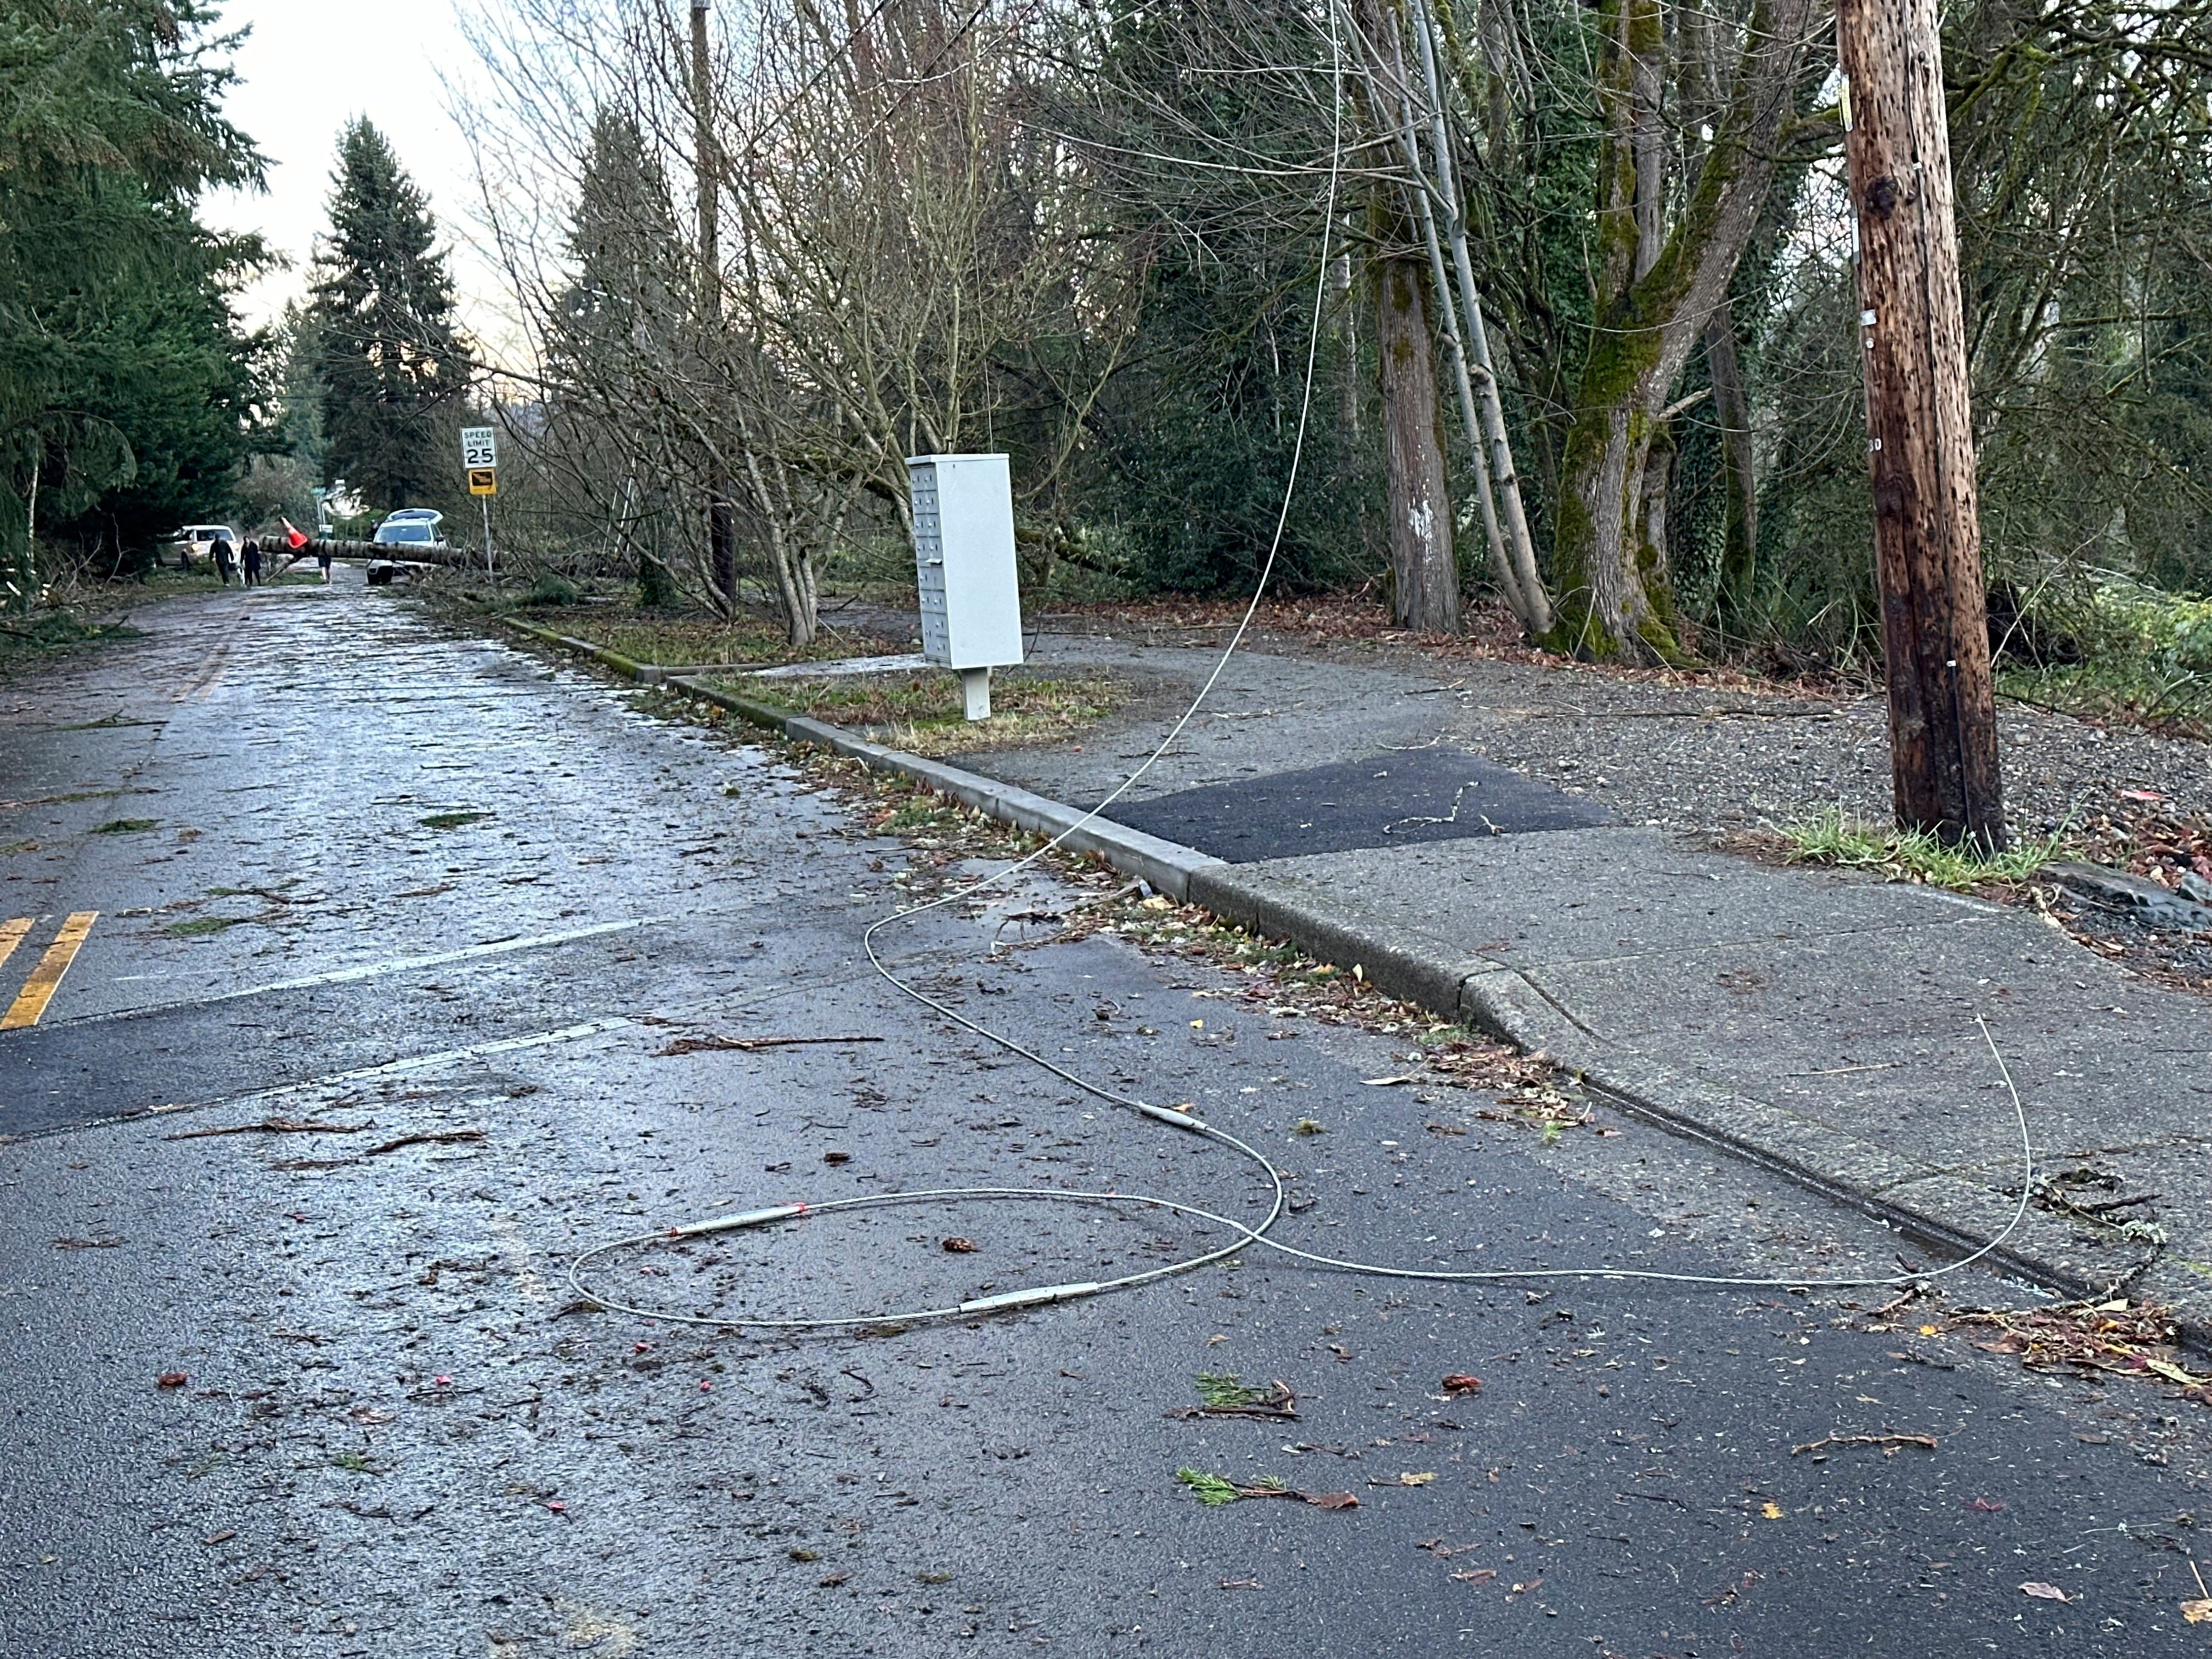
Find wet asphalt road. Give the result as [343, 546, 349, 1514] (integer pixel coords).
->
[2, 581, 2209, 1658]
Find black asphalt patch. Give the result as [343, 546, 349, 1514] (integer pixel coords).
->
[0, 977, 580, 1139]
[1102, 746, 1608, 862]
[0, 923, 750, 1139]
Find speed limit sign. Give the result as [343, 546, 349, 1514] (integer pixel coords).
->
[460, 426, 499, 469]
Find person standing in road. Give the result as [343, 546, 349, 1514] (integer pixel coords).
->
[241, 535, 262, 588]
[210, 532, 235, 586]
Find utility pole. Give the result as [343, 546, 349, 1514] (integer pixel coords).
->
[1837, 0, 2005, 849]
[691, 1, 737, 613]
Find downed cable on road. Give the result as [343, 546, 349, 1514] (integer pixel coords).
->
[567, 2, 2037, 1334]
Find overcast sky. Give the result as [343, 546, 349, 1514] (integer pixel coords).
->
[200, 1, 512, 346]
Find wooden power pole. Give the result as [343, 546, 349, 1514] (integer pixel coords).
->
[691, 1, 737, 612]
[1837, 0, 2006, 849]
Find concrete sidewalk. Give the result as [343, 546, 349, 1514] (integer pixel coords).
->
[1183, 828, 2212, 1332]
[956, 628, 2212, 1339]
[501, 610, 2212, 1342]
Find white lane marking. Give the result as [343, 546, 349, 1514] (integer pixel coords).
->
[160, 1015, 643, 1105]
[65, 916, 670, 1025]
[12, 949, 941, 1144]
[239, 917, 668, 997]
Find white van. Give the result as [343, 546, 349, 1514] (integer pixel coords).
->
[172, 524, 241, 569]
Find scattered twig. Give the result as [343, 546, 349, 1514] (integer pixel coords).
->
[2073, 1192, 2164, 1215]
[657, 1034, 885, 1057]
[1869, 1285, 1921, 1322]
[363, 1128, 487, 1156]
[1165, 1378, 1300, 1422]
[165, 1118, 366, 1141]
[1790, 1432, 1939, 1455]
[1176, 1469, 1356, 1508]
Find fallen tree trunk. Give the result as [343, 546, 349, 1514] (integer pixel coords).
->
[298, 538, 475, 565]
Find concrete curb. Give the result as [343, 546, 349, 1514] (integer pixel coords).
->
[490, 612, 2209, 1337]
[1192, 858, 2202, 1341]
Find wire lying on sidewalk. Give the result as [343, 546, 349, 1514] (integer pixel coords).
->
[568, 0, 2037, 1334]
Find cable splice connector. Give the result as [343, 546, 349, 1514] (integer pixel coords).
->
[957, 1282, 1103, 1315]
[1137, 1103, 1206, 1131]
[669, 1203, 809, 1239]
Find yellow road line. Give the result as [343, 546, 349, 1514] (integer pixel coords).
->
[0, 917, 30, 975]
[2, 912, 98, 1030]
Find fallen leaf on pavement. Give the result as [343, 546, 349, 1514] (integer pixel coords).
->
[1361, 1074, 1421, 1087]
[1440, 1374, 1482, 1396]
[2185, 1561, 2212, 1623]
[1966, 1497, 2005, 1513]
[1951, 1300, 2212, 1393]
[156, 1371, 188, 1388]
[1760, 1502, 1784, 1520]
[1509, 1577, 1544, 1595]
[201, 1530, 235, 1546]
[1217, 1577, 1262, 1590]
[1369, 1471, 1436, 1487]
[2019, 1582, 2071, 1603]
[941, 1237, 978, 1253]
[1452, 1568, 1499, 1584]
[817, 1572, 849, 1588]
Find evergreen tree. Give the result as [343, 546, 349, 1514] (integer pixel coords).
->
[308, 120, 470, 513]
[0, 0, 265, 597]
[542, 110, 688, 605]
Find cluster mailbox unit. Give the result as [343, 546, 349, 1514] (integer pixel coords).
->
[907, 453, 1024, 720]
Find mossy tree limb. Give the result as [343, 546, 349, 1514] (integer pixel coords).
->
[1540, 0, 1820, 664]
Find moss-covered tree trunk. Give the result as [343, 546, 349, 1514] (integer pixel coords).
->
[1540, 0, 1815, 663]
